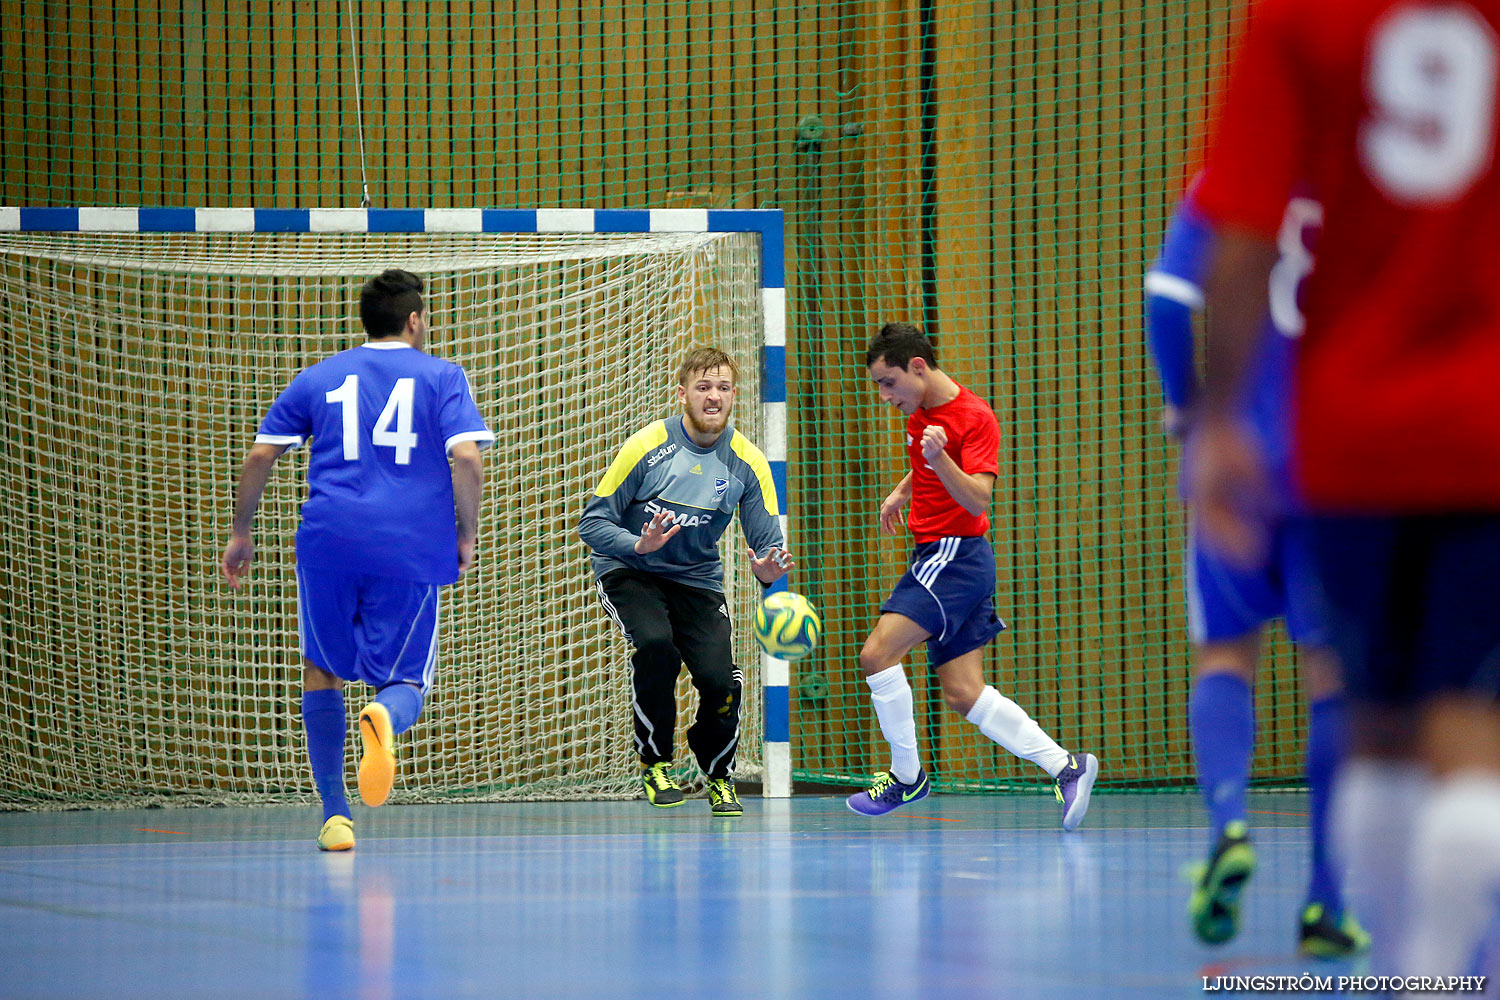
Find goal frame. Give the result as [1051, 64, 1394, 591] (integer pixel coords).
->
[3, 205, 793, 799]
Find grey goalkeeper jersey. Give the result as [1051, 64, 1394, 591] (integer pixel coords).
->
[579, 416, 783, 593]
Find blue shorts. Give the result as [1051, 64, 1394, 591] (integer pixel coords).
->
[1307, 514, 1500, 705]
[1186, 516, 1329, 646]
[296, 565, 442, 692]
[881, 536, 1007, 668]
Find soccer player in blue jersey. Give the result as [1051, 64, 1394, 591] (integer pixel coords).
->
[579, 347, 792, 816]
[1146, 183, 1366, 956]
[220, 269, 492, 851]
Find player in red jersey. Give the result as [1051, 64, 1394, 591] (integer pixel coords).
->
[1193, 0, 1500, 976]
[845, 323, 1098, 827]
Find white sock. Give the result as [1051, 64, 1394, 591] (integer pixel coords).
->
[1404, 773, 1500, 978]
[1332, 758, 1432, 974]
[867, 665, 921, 784]
[965, 685, 1070, 777]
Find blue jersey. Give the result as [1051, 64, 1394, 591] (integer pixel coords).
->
[255, 341, 493, 584]
[1143, 190, 1321, 501]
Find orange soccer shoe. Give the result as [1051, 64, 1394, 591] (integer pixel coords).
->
[357, 703, 397, 807]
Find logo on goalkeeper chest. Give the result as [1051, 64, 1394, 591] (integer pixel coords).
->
[646, 443, 677, 468]
[644, 499, 713, 528]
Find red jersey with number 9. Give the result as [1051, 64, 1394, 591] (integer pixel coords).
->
[906, 384, 1001, 542]
[1197, 0, 1500, 511]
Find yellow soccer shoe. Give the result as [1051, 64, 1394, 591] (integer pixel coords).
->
[317, 815, 355, 852]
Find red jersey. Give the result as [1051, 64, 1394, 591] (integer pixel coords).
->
[906, 384, 1001, 542]
[1197, 0, 1500, 512]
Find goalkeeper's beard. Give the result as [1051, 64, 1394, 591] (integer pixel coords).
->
[683, 404, 730, 440]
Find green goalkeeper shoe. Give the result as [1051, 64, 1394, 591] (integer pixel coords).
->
[642, 762, 685, 807]
[707, 777, 743, 817]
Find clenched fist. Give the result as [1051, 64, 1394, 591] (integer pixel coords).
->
[920, 424, 948, 464]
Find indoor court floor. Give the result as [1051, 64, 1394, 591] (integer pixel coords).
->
[0, 791, 1366, 999]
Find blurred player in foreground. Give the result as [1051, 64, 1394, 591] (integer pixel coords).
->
[1193, 0, 1500, 975]
[221, 269, 491, 850]
[1146, 180, 1367, 956]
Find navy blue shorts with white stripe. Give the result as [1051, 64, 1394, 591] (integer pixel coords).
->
[880, 535, 1007, 668]
[296, 565, 442, 692]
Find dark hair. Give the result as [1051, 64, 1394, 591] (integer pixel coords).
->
[865, 322, 938, 370]
[360, 269, 425, 338]
[676, 346, 739, 385]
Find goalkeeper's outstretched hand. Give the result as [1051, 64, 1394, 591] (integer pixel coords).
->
[634, 510, 682, 554]
[748, 545, 795, 586]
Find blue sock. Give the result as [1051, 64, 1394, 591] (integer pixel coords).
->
[1305, 695, 1348, 915]
[1190, 673, 1254, 839]
[376, 683, 424, 736]
[302, 689, 349, 822]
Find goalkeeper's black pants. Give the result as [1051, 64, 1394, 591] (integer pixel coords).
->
[595, 569, 742, 778]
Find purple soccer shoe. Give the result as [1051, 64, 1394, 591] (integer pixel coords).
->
[1054, 752, 1099, 831]
[847, 768, 930, 816]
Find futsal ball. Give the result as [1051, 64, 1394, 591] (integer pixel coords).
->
[754, 591, 821, 660]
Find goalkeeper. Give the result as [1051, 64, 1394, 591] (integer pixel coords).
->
[579, 347, 793, 816]
[220, 269, 492, 851]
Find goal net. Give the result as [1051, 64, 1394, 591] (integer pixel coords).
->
[0, 226, 770, 808]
